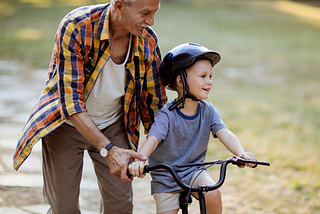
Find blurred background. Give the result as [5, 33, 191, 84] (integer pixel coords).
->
[0, 0, 319, 213]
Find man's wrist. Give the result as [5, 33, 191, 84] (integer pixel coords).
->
[105, 142, 115, 151]
[100, 143, 115, 158]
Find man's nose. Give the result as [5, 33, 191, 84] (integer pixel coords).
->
[145, 13, 155, 26]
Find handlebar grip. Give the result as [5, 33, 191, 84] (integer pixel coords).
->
[143, 165, 149, 174]
[127, 170, 133, 179]
[255, 161, 270, 166]
[231, 157, 270, 167]
[245, 160, 270, 166]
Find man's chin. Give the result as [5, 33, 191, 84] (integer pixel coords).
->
[131, 28, 145, 36]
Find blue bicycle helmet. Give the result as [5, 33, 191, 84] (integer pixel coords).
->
[160, 43, 220, 110]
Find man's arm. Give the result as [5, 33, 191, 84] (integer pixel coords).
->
[69, 112, 146, 182]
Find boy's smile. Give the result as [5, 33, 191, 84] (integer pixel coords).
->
[186, 59, 213, 100]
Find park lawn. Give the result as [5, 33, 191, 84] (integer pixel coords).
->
[156, 1, 320, 213]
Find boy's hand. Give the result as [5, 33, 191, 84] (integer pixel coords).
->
[240, 152, 257, 168]
[128, 159, 146, 178]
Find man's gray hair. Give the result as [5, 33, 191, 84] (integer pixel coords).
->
[110, 0, 137, 8]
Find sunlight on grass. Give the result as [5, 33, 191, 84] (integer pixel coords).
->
[20, 0, 51, 8]
[0, 2, 15, 17]
[15, 28, 43, 41]
[272, 0, 320, 29]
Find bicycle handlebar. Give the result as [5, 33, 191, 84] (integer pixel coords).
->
[129, 156, 270, 193]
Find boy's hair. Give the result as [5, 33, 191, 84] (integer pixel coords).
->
[170, 70, 180, 91]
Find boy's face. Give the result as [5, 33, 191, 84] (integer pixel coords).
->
[186, 59, 213, 100]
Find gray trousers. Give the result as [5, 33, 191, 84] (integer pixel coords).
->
[42, 116, 133, 214]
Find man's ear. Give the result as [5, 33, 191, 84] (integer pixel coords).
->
[113, 0, 125, 15]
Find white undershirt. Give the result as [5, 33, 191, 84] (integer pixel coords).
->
[66, 35, 132, 130]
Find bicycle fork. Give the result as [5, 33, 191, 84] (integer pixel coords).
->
[179, 191, 191, 214]
[198, 185, 208, 214]
[179, 185, 208, 214]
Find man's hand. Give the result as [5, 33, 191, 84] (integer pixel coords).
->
[106, 146, 147, 182]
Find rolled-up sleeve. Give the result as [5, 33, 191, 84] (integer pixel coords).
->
[55, 18, 87, 120]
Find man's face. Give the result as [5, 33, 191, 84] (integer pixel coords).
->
[119, 0, 160, 36]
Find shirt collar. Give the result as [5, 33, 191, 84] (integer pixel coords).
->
[98, 4, 110, 41]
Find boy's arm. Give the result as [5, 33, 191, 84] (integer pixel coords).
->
[137, 135, 159, 158]
[216, 128, 256, 167]
[129, 135, 159, 177]
[216, 128, 245, 156]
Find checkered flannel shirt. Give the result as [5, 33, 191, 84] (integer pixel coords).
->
[13, 3, 167, 170]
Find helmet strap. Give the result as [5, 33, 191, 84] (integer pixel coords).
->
[169, 68, 200, 111]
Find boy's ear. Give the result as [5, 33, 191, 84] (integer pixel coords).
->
[176, 75, 183, 88]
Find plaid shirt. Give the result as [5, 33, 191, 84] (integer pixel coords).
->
[13, 4, 167, 170]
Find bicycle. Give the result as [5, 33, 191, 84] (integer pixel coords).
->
[129, 156, 270, 214]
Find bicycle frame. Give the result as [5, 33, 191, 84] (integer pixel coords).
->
[142, 156, 270, 214]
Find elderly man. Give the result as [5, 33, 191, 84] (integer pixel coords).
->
[13, 0, 166, 213]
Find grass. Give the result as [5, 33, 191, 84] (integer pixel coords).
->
[156, 1, 320, 213]
[0, 0, 107, 68]
[1, 0, 320, 213]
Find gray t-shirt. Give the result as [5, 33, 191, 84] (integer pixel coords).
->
[148, 100, 227, 194]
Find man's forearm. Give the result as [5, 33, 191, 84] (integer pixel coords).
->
[68, 111, 111, 150]
[69, 111, 146, 181]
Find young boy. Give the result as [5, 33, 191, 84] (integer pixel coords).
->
[129, 43, 257, 214]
